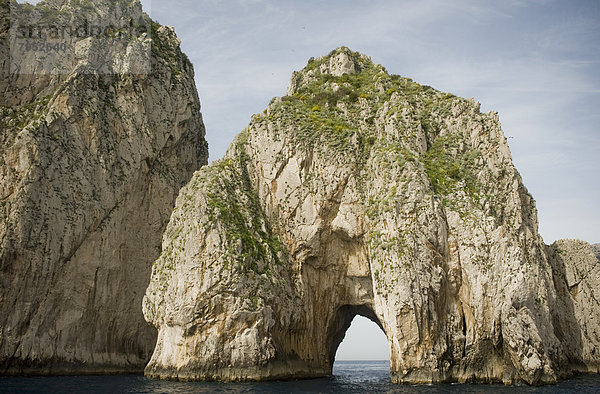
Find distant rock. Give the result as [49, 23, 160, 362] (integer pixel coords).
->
[0, 0, 207, 374]
[142, 48, 600, 384]
[546, 239, 600, 375]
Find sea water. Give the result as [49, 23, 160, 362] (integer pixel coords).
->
[2, 361, 600, 393]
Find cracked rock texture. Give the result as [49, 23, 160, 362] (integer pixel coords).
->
[0, 0, 207, 374]
[143, 47, 600, 385]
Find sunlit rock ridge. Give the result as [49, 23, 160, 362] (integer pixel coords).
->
[0, 0, 207, 374]
[143, 47, 600, 384]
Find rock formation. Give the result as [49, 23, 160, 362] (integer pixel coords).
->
[546, 239, 600, 376]
[0, 0, 207, 374]
[143, 47, 600, 384]
[592, 244, 600, 261]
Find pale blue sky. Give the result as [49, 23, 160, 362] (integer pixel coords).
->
[19, 0, 600, 361]
[335, 316, 389, 361]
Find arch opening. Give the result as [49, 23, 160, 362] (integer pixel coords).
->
[327, 305, 389, 365]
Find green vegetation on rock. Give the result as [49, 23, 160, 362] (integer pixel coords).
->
[150, 21, 188, 76]
[204, 151, 284, 275]
[423, 134, 481, 198]
[0, 95, 52, 163]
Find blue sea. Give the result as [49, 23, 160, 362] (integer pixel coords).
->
[2, 361, 600, 393]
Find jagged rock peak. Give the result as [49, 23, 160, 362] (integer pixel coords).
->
[143, 47, 600, 384]
[304, 46, 373, 76]
[288, 47, 378, 95]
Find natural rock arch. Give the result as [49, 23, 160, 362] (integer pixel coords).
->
[142, 48, 600, 385]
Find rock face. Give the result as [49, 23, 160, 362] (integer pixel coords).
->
[592, 244, 600, 261]
[546, 239, 600, 375]
[0, 0, 207, 374]
[143, 47, 600, 384]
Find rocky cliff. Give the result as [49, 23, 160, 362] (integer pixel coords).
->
[143, 47, 600, 384]
[0, 0, 207, 374]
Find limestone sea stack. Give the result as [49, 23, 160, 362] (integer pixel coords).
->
[143, 47, 600, 384]
[0, 0, 207, 374]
